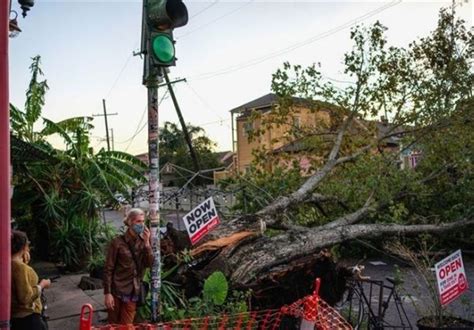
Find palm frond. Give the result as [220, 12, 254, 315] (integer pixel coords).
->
[99, 157, 146, 183]
[98, 150, 147, 169]
[25, 56, 48, 126]
[41, 118, 74, 146]
[10, 103, 27, 136]
[54, 116, 94, 132]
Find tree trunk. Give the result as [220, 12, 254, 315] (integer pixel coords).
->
[167, 216, 474, 309]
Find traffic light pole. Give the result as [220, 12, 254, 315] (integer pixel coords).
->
[146, 74, 161, 323]
[142, 0, 188, 322]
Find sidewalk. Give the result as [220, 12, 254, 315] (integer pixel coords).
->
[33, 261, 107, 330]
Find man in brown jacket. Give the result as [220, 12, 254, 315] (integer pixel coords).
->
[103, 208, 154, 324]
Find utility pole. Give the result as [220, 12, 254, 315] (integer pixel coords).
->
[142, 0, 188, 321]
[146, 73, 161, 322]
[110, 128, 115, 151]
[92, 99, 117, 151]
[163, 71, 200, 173]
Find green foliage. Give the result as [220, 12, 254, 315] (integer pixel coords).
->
[159, 121, 220, 185]
[10, 56, 49, 143]
[10, 56, 147, 267]
[87, 254, 105, 273]
[203, 271, 228, 306]
[50, 215, 102, 269]
[137, 271, 251, 323]
[220, 165, 303, 216]
[226, 5, 473, 250]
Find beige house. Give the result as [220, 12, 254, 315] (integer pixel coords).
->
[213, 93, 407, 183]
[230, 93, 336, 173]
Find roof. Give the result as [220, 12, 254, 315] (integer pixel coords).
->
[214, 150, 233, 162]
[230, 93, 279, 114]
[375, 121, 403, 146]
[230, 93, 339, 120]
[230, 93, 318, 115]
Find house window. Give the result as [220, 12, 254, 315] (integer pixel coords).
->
[243, 121, 253, 137]
[402, 151, 422, 169]
[410, 152, 421, 168]
[293, 116, 301, 128]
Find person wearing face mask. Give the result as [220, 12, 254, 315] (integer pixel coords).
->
[103, 208, 153, 325]
[11, 230, 51, 330]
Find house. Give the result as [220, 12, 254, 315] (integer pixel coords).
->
[212, 150, 236, 183]
[214, 150, 234, 168]
[133, 153, 183, 186]
[229, 93, 413, 175]
[230, 93, 338, 173]
[135, 152, 148, 165]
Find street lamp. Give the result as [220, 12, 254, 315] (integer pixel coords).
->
[8, 11, 21, 38]
[18, 0, 34, 17]
[9, 0, 35, 38]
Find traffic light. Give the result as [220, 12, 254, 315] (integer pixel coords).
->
[147, 0, 188, 68]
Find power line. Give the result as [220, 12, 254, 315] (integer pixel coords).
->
[188, 0, 401, 82]
[186, 82, 223, 120]
[123, 90, 169, 152]
[176, 0, 255, 40]
[185, 82, 232, 129]
[189, 0, 220, 19]
[119, 91, 169, 146]
[197, 118, 231, 127]
[105, 41, 139, 98]
[115, 105, 147, 144]
[124, 121, 147, 152]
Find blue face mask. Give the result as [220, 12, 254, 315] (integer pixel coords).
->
[132, 224, 144, 235]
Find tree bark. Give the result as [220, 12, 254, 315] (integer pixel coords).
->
[167, 104, 474, 309]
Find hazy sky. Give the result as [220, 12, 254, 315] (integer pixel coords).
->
[9, 0, 473, 155]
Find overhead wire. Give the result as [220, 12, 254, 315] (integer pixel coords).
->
[97, 1, 399, 151]
[116, 105, 148, 144]
[198, 118, 231, 127]
[188, 0, 402, 82]
[185, 82, 232, 129]
[176, 0, 255, 40]
[93, 41, 139, 149]
[123, 90, 169, 152]
[105, 41, 140, 98]
[189, 0, 220, 19]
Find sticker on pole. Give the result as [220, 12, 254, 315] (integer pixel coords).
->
[183, 197, 220, 245]
[435, 250, 469, 306]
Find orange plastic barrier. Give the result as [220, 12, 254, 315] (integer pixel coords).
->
[80, 279, 352, 330]
[79, 304, 93, 330]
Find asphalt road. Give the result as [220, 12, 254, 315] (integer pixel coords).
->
[340, 255, 474, 328]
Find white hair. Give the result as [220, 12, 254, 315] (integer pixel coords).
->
[124, 208, 145, 226]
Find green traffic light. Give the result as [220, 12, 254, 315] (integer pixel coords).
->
[152, 34, 175, 64]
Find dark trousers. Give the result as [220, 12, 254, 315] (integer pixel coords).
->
[11, 313, 47, 330]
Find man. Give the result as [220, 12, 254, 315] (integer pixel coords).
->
[103, 208, 154, 324]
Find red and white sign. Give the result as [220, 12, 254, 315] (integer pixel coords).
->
[183, 197, 220, 245]
[435, 250, 469, 305]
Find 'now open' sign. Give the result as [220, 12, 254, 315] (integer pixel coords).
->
[435, 250, 469, 305]
[183, 197, 220, 245]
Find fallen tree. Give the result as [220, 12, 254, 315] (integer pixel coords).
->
[165, 6, 474, 308]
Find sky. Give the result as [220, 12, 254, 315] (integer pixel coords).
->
[9, 0, 473, 155]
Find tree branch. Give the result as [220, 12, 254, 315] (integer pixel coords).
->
[319, 193, 375, 230]
[228, 218, 474, 285]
